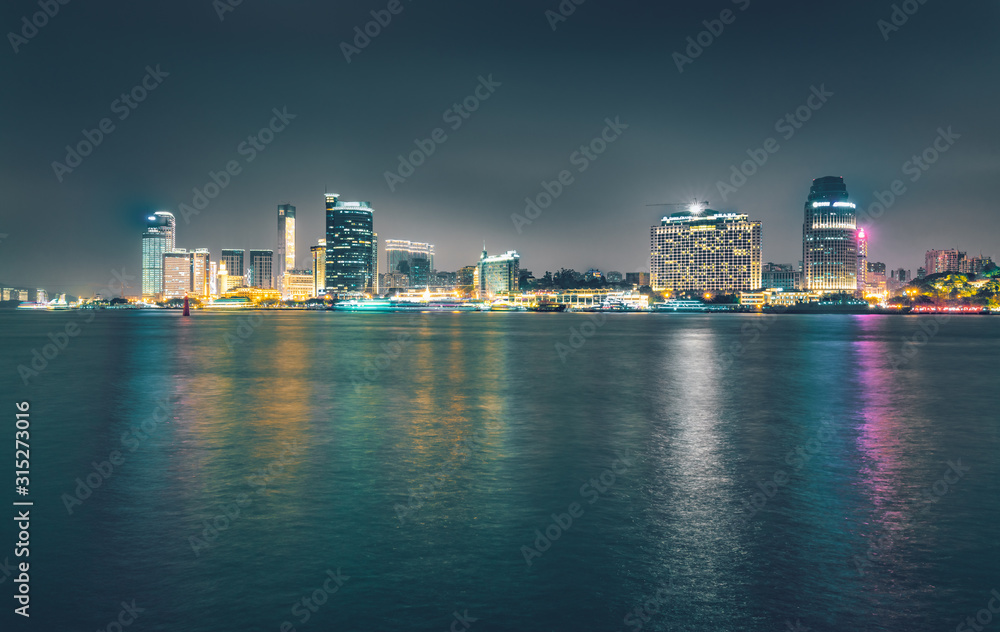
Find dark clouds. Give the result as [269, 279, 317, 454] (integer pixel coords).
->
[1, 0, 998, 295]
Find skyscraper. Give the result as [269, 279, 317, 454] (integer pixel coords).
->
[650, 209, 762, 292]
[324, 193, 376, 295]
[276, 204, 296, 297]
[311, 240, 327, 297]
[249, 250, 274, 289]
[192, 249, 211, 298]
[221, 249, 245, 287]
[857, 228, 868, 295]
[141, 212, 174, 299]
[477, 248, 520, 298]
[925, 249, 965, 275]
[802, 176, 859, 293]
[163, 250, 192, 299]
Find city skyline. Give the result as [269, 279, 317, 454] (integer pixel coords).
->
[2, 2, 999, 295]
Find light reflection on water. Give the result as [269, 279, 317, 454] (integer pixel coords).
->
[1, 311, 997, 632]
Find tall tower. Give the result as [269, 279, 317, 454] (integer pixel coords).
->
[276, 204, 296, 297]
[221, 249, 245, 287]
[324, 193, 376, 295]
[802, 176, 859, 293]
[141, 213, 173, 299]
[857, 228, 868, 296]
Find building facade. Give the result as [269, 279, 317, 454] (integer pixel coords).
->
[163, 250, 191, 299]
[221, 249, 245, 287]
[650, 210, 762, 292]
[325, 194, 376, 295]
[925, 249, 964, 275]
[857, 228, 868, 295]
[477, 248, 520, 298]
[276, 204, 296, 297]
[802, 176, 859, 294]
[761, 263, 801, 291]
[141, 212, 175, 299]
[311, 240, 326, 297]
[249, 249, 274, 289]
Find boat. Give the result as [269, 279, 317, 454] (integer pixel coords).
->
[526, 300, 566, 312]
[488, 301, 525, 312]
[652, 299, 708, 312]
[331, 299, 480, 312]
[16, 302, 48, 310]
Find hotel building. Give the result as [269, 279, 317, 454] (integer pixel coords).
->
[650, 209, 762, 292]
[477, 248, 520, 298]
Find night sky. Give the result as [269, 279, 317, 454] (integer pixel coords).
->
[2, 0, 998, 296]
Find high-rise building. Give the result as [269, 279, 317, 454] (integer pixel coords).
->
[163, 250, 192, 299]
[961, 255, 994, 275]
[325, 194, 376, 295]
[311, 240, 327, 297]
[477, 248, 520, 298]
[802, 176, 859, 294]
[650, 209, 762, 292]
[372, 232, 379, 295]
[856, 228, 868, 295]
[221, 249, 245, 287]
[141, 212, 175, 299]
[409, 257, 431, 289]
[217, 261, 235, 295]
[457, 265, 476, 290]
[925, 249, 964, 276]
[209, 260, 218, 296]
[249, 250, 274, 289]
[276, 204, 296, 297]
[385, 240, 435, 277]
[192, 249, 211, 298]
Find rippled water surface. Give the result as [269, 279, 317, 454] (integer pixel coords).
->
[2, 311, 998, 631]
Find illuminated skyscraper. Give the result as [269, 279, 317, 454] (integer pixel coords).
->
[249, 249, 274, 289]
[311, 240, 326, 297]
[477, 248, 520, 298]
[857, 228, 868, 295]
[163, 250, 192, 299]
[650, 209, 762, 292]
[802, 176, 859, 293]
[141, 212, 174, 299]
[221, 249, 245, 287]
[925, 249, 964, 275]
[192, 249, 211, 298]
[276, 204, 296, 297]
[325, 194, 376, 295]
